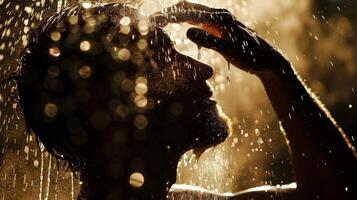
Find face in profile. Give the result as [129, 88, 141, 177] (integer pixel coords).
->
[18, 3, 229, 171]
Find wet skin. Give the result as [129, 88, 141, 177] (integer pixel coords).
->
[17, 2, 356, 200]
[154, 1, 357, 200]
[18, 3, 229, 200]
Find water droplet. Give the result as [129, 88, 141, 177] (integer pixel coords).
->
[197, 45, 202, 60]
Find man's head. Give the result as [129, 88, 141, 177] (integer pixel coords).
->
[18, 3, 229, 173]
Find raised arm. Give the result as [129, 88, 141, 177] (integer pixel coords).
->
[153, 1, 357, 199]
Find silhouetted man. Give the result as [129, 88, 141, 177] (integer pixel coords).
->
[15, 1, 356, 200]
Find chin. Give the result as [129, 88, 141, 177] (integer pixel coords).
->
[189, 100, 232, 152]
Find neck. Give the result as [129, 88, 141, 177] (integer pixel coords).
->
[78, 144, 181, 200]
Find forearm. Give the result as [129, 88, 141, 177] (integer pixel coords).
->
[258, 63, 357, 199]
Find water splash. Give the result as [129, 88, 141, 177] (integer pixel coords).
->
[226, 61, 231, 85]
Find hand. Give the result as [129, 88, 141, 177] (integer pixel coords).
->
[152, 1, 289, 76]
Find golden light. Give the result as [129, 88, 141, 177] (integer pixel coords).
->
[135, 82, 148, 95]
[120, 16, 131, 26]
[129, 172, 145, 188]
[138, 19, 149, 35]
[134, 114, 148, 130]
[1, 1, 354, 199]
[48, 46, 61, 57]
[68, 15, 79, 25]
[118, 48, 131, 61]
[78, 65, 92, 78]
[80, 40, 91, 52]
[121, 79, 134, 92]
[134, 94, 148, 108]
[135, 76, 147, 85]
[50, 31, 61, 41]
[137, 39, 148, 50]
[44, 103, 58, 118]
[47, 65, 60, 78]
[82, 1, 92, 9]
[119, 25, 131, 35]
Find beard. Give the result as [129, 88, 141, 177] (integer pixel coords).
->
[188, 99, 231, 155]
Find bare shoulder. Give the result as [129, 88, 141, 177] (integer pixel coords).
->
[168, 183, 298, 200]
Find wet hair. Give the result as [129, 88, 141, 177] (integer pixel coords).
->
[17, 3, 153, 171]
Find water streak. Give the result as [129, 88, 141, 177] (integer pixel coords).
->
[71, 172, 74, 200]
[227, 61, 231, 85]
[44, 155, 51, 200]
[197, 45, 202, 60]
[39, 153, 44, 200]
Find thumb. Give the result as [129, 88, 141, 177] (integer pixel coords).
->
[187, 28, 228, 53]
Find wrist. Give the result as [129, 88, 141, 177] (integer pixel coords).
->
[256, 58, 294, 84]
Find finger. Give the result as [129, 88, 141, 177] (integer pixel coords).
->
[187, 28, 252, 69]
[186, 28, 228, 53]
[156, 1, 228, 17]
[152, 1, 233, 28]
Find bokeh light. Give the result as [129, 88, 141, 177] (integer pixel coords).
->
[0, 0, 356, 199]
